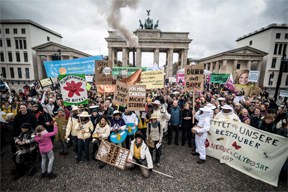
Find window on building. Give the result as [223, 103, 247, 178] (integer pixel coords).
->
[276, 33, 281, 39]
[23, 39, 27, 49]
[271, 58, 277, 68]
[249, 40, 253, 45]
[15, 39, 19, 49]
[1, 67, 6, 78]
[283, 44, 287, 56]
[25, 68, 30, 78]
[21, 28, 26, 34]
[16, 52, 20, 62]
[5, 28, 9, 34]
[19, 40, 23, 49]
[13, 28, 17, 34]
[10, 68, 14, 78]
[285, 33, 288, 39]
[236, 64, 241, 69]
[278, 44, 283, 55]
[0, 52, 4, 62]
[8, 52, 12, 62]
[6, 38, 11, 47]
[0, 28, 1, 34]
[17, 68, 22, 78]
[274, 44, 278, 55]
[47, 36, 50, 41]
[24, 52, 28, 62]
[269, 73, 274, 85]
[286, 75, 288, 86]
[0, 39, 2, 47]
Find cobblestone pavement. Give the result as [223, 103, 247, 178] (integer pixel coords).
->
[1, 141, 287, 192]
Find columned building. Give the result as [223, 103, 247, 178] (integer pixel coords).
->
[198, 46, 267, 79]
[105, 29, 192, 78]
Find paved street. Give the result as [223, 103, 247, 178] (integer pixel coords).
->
[1, 141, 287, 192]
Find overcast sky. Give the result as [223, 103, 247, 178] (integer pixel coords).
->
[1, 0, 287, 67]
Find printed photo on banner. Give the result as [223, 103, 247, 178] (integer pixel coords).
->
[139, 70, 164, 89]
[127, 85, 146, 111]
[58, 74, 88, 106]
[44, 55, 103, 78]
[96, 141, 129, 170]
[39, 77, 53, 88]
[184, 65, 204, 92]
[95, 60, 113, 85]
[112, 81, 128, 106]
[206, 119, 288, 187]
[234, 70, 260, 96]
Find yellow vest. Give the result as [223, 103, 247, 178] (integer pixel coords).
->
[133, 144, 141, 159]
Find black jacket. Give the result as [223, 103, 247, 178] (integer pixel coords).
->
[13, 110, 37, 137]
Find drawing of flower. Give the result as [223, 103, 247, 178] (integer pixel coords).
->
[63, 81, 84, 97]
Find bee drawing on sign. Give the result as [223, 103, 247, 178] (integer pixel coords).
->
[97, 67, 112, 76]
[96, 145, 109, 158]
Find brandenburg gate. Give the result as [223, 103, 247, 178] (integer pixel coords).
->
[105, 11, 192, 78]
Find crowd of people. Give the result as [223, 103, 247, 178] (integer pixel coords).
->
[0, 82, 287, 180]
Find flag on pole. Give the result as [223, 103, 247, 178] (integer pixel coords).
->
[224, 74, 236, 93]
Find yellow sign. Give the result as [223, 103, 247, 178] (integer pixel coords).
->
[139, 70, 164, 89]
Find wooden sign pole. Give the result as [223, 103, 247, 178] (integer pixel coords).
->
[192, 88, 195, 124]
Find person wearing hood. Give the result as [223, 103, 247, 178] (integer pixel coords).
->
[214, 104, 240, 121]
[191, 106, 213, 164]
[126, 131, 153, 178]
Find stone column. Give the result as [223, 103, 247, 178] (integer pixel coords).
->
[247, 60, 252, 70]
[233, 60, 238, 72]
[215, 61, 219, 73]
[108, 48, 112, 64]
[136, 48, 142, 67]
[223, 60, 227, 73]
[114, 50, 118, 66]
[37, 55, 42, 80]
[154, 48, 159, 66]
[122, 48, 128, 67]
[180, 49, 188, 69]
[167, 49, 174, 78]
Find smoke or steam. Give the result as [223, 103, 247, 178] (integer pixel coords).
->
[107, 0, 139, 47]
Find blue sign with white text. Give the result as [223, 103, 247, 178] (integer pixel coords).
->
[44, 55, 103, 77]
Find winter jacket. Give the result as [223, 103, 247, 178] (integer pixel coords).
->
[128, 140, 153, 169]
[152, 106, 171, 132]
[34, 126, 58, 153]
[258, 121, 276, 134]
[75, 120, 94, 140]
[92, 123, 111, 140]
[169, 106, 182, 126]
[147, 122, 163, 142]
[65, 116, 79, 137]
[55, 116, 68, 142]
[250, 114, 262, 128]
[13, 111, 37, 137]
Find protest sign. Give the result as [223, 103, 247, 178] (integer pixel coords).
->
[248, 70, 259, 82]
[112, 67, 148, 76]
[39, 77, 53, 88]
[85, 75, 94, 82]
[95, 60, 113, 85]
[279, 90, 288, 97]
[112, 81, 128, 106]
[139, 70, 164, 89]
[96, 141, 129, 170]
[58, 74, 88, 106]
[184, 65, 204, 92]
[44, 55, 103, 77]
[210, 73, 230, 84]
[206, 119, 288, 186]
[127, 85, 146, 111]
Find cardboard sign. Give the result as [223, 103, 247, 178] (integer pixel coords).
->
[127, 85, 146, 111]
[58, 74, 88, 106]
[139, 70, 164, 89]
[248, 70, 259, 83]
[39, 77, 53, 88]
[184, 65, 204, 92]
[112, 81, 128, 106]
[96, 140, 129, 170]
[95, 60, 113, 85]
[207, 119, 288, 187]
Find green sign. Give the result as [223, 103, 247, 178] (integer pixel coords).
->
[112, 67, 148, 76]
[210, 73, 230, 84]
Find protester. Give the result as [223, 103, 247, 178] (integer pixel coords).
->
[214, 104, 240, 121]
[181, 102, 193, 147]
[54, 108, 68, 156]
[122, 108, 138, 149]
[258, 114, 276, 134]
[168, 100, 182, 145]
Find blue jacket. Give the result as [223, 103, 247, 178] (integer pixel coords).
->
[169, 106, 182, 126]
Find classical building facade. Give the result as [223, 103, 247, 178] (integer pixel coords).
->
[198, 46, 267, 79]
[0, 19, 62, 86]
[33, 42, 91, 79]
[236, 23, 288, 94]
[105, 29, 192, 78]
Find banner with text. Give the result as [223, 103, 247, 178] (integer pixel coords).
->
[44, 55, 103, 78]
[95, 60, 113, 85]
[112, 81, 128, 106]
[248, 70, 260, 83]
[210, 73, 230, 84]
[112, 67, 148, 76]
[96, 141, 129, 170]
[184, 65, 204, 92]
[127, 85, 146, 111]
[206, 119, 288, 186]
[58, 74, 88, 106]
[39, 77, 53, 88]
[140, 70, 164, 89]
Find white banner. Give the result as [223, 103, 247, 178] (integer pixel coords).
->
[279, 90, 288, 97]
[206, 119, 288, 186]
[248, 70, 259, 82]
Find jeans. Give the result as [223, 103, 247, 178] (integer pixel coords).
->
[149, 141, 162, 163]
[41, 151, 54, 173]
[125, 135, 134, 149]
[168, 125, 179, 144]
[77, 139, 90, 161]
[72, 136, 78, 155]
[181, 125, 192, 147]
[60, 141, 67, 154]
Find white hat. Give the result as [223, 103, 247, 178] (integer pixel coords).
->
[199, 106, 213, 112]
[49, 98, 54, 101]
[72, 106, 79, 111]
[113, 110, 122, 115]
[206, 103, 216, 110]
[150, 113, 158, 119]
[152, 100, 161, 105]
[221, 104, 233, 110]
[173, 91, 180, 95]
[218, 97, 226, 101]
[78, 111, 91, 117]
[89, 105, 99, 109]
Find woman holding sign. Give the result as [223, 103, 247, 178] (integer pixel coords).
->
[122, 108, 138, 149]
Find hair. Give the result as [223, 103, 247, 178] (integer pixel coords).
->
[235, 70, 249, 84]
[35, 125, 45, 133]
[264, 114, 274, 121]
